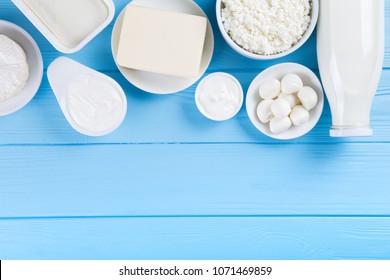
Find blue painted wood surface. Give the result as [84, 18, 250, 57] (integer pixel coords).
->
[0, 0, 389, 259]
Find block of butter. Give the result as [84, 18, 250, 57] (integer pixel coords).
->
[116, 5, 207, 78]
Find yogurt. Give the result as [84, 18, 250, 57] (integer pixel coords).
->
[195, 73, 243, 121]
[67, 75, 125, 134]
[48, 57, 127, 137]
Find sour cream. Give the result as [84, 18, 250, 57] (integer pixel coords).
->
[195, 73, 243, 121]
[67, 74, 125, 134]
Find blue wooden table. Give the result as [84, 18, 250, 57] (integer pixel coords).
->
[0, 0, 390, 260]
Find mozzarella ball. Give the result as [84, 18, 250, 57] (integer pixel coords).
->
[259, 79, 281, 100]
[257, 100, 274, 124]
[270, 117, 292, 134]
[271, 99, 291, 118]
[278, 93, 301, 108]
[281, 74, 304, 94]
[298, 86, 318, 111]
[290, 105, 310, 126]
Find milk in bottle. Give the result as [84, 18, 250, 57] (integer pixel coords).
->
[317, 0, 384, 137]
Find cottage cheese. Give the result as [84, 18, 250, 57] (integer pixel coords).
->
[221, 0, 312, 55]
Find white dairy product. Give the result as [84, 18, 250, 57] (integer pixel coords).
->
[298, 86, 318, 111]
[221, 0, 311, 55]
[196, 73, 243, 121]
[259, 79, 280, 100]
[257, 100, 273, 124]
[0, 35, 29, 102]
[281, 74, 304, 94]
[278, 93, 300, 108]
[290, 105, 310, 126]
[116, 5, 207, 78]
[317, 0, 384, 137]
[271, 99, 291, 119]
[67, 75, 124, 133]
[270, 117, 292, 134]
[22, 0, 108, 48]
[257, 73, 320, 134]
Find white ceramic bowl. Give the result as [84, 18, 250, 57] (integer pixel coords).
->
[111, 0, 214, 95]
[11, 0, 115, 53]
[246, 63, 324, 140]
[195, 72, 243, 121]
[0, 20, 43, 116]
[216, 0, 319, 60]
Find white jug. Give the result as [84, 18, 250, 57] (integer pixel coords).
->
[317, 0, 385, 137]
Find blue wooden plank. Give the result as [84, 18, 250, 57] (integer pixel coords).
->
[0, 144, 389, 217]
[0, 0, 389, 262]
[0, 216, 389, 260]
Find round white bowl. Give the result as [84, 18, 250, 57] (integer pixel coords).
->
[216, 0, 319, 60]
[0, 20, 43, 116]
[246, 63, 324, 140]
[111, 0, 214, 94]
[195, 72, 243, 121]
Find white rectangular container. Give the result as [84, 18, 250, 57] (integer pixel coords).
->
[11, 0, 115, 53]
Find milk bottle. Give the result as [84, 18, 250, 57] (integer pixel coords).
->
[317, 0, 385, 137]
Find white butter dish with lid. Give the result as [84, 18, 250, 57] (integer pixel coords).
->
[11, 0, 115, 53]
[48, 57, 127, 137]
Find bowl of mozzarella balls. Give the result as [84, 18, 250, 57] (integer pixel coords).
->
[216, 0, 319, 59]
[246, 63, 324, 140]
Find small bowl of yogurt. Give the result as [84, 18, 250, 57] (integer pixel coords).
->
[216, 0, 319, 60]
[195, 72, 243, 121]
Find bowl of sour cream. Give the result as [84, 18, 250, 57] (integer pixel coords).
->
[195, 72, 243, 121]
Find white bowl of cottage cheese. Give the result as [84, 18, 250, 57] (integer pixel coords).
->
[216, 0, 318, 60]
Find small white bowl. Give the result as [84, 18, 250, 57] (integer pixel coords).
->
[0, 20, 43, 116]
[11, 0, 115, 53]
[246, 63, 324, 140]
[216, 0, 319, 60]
[195, 72, 243, 121]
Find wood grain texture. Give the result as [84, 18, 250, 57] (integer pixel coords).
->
[0, 144, 389, 217]
[1, 217, 390, 260]
[0, 0, 389, 260]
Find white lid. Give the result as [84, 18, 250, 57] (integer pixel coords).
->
[11, 0, 115, 53]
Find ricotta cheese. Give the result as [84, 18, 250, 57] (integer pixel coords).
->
[221, 0, 312, 55]
[0, 35, 29, 102]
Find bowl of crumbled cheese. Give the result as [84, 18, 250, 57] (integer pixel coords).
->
[0, 20, 43, 116]
[216, 0, 319, 60]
